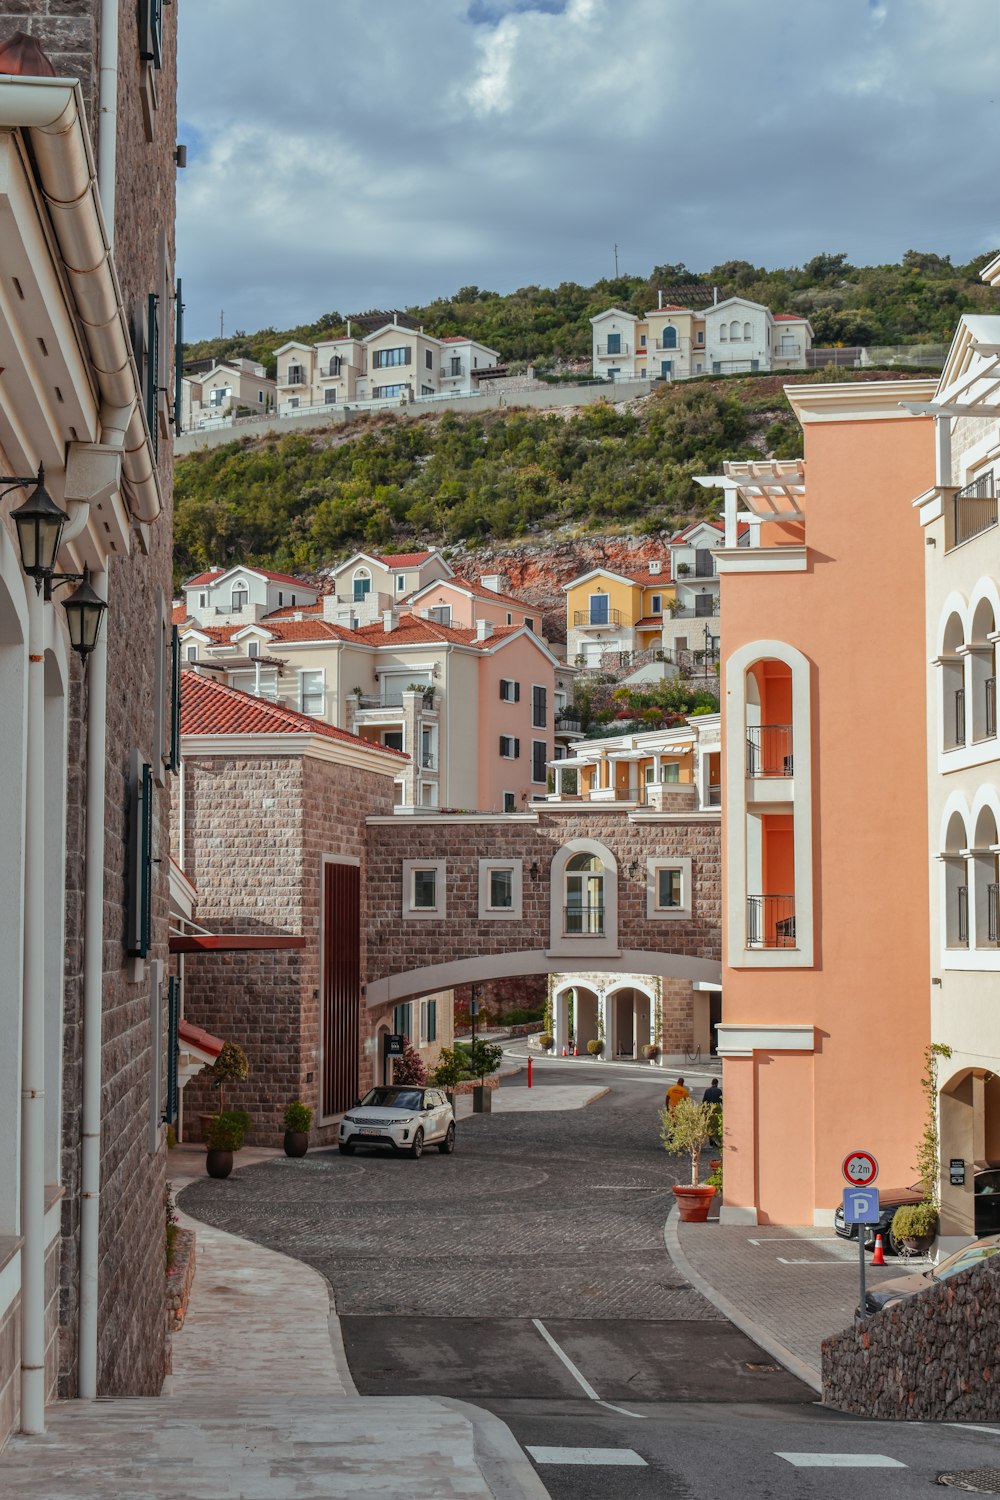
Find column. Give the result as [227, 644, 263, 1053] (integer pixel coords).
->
[597, 988, 610, 1058]
[553, 989, 568, 1055]
[632, 992, 640, 1059]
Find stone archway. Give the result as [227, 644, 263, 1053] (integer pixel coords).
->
[608, 984, 653, 1059]
[939, 1066, 1000, 1244]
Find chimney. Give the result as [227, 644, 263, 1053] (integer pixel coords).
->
[479, 574, 508, 594]
[392, 311, 398, 325]
[713, 286, 719, 306]
[383, 608, 398, 632]
[658, 289, 663, 310]
[475, 619, 494, 641]
[346, 319, 351, 338]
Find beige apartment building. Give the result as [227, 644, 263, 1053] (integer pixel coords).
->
[180, 357, 276, 429]
[274, 315, 501, 413]
[591, 293, 812, 383]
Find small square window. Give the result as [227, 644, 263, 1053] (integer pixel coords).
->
[478, 858, 522, 918]
[490, 869, 513, 909]
[647, 857, 691, 920]
[503, 792, 516, 813]
[396, 575, 406, 591]
[658, 868, 681, 908]
[186, 644, 198, 662]
[413, 869, 437, 908]
[403, 859, 446, 919]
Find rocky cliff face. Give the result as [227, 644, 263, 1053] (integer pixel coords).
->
[450, 533, 677, 642]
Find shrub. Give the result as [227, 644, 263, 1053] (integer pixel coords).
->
[537, 1033, 554, 1051]
[393, 1043, 428, 1085]
[502, 1006, 544, 1026]
[642, 1043, 660, 1059]
[467, 1039, 504, 1079]
[283, 1100, 313, 1133]
[586, 1038, 604, 1056]
[204, 1110, 251, 1152]
[431, 1047, 469, 1089]
[891, 1202, 938, 1241]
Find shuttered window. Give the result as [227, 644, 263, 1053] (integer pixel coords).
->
[163, 977, 180, 1125]
[127, 755, 154, 958]
[146, 293, 159, 462]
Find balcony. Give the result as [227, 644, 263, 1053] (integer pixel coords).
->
[654, 338, 683, 351]
[555, 714, 583, 735]
[564, 904, 605, 936]
[747, 894, 796, 948]
[667, 601, 719, 619]
[955, 688, 966, 748]
[574, 608, 630, 629]
[596, 343, 630, 357]
[440, 364, 464, 378]
[746, 725, 793, 778]
[949, 472, 997, 551]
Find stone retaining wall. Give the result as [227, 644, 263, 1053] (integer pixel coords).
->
[821, 1256, 1000, 1420]
[166, 1230, 197, 1334]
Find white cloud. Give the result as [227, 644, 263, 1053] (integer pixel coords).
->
[176, 0, 999, 338]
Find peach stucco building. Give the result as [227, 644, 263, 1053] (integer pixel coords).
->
[704, 380, 937, 1226]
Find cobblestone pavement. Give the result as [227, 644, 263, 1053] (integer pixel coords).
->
[180, 1071, 721, 1323]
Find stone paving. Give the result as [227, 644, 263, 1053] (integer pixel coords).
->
[181, 1073, 721, 1324]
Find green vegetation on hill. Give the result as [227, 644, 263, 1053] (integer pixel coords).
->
[173, 368, 902, 584]
[182, 251, 996, 376]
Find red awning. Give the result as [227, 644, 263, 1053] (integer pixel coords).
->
[178, 1018, 224, 1059]
[169, 934, 307, 954]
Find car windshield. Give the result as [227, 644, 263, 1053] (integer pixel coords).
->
[360, 1088, 423, 1111]
[933, 1243, 1000, 1283]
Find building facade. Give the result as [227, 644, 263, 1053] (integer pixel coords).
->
[180, 358, 275, 431]
[0, 5, 178, 1446]
[590, 295, 813, 383]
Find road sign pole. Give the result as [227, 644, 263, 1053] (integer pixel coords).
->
[858, 1225, 866, 1315]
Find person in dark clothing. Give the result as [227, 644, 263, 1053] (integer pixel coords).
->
[702, 1078, 722, 1104]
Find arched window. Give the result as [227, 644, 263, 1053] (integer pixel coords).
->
[969, 598, 997, 742]
[940, 610, 966, 750]
[662, 325, 677, 350]
[743, 322, 752, 340]
[564, 852, 604, 935]
[353, 567, 372, 603]
[231, 581, 248, 611]
[943, 808, 970, 948]
[972, 803, 1000, 948]
[730, 320, 741, 340]
[719, 324, 728, 341]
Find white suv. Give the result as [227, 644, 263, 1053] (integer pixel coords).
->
[339, 1086, 456, 1159]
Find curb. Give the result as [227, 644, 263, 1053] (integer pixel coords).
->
[437, 1398, 550, 1500]
[663, 1204, 823, 1396]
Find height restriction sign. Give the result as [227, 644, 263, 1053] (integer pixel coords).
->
[842, 1151, 879, 1187]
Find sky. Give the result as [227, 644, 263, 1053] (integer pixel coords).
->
[176, 0, 999, 340]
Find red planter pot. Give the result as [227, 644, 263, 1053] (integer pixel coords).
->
[672, 1184, 717, 1222]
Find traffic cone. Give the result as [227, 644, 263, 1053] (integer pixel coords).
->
[573, 1043, 578, 1056]
[872, 1233, 886, 1266]
[561, 1045, 567, 1056]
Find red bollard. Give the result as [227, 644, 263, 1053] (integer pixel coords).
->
[528, 1056, 533, 1088]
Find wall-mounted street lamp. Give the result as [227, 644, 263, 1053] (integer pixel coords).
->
[529, 861, 540, 882]
[7, 466, 108, 656]
[626, 859, 639, 879]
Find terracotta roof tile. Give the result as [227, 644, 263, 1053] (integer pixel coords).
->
[172, 603, 190, 626]
[181, 671, 407, 756]
[178, 1018, 224, 1059]
[184, 570, 223, 587]
[372, 551, 436, 568]
[441, 575, 533, 610]
[262, 602, 326, 619]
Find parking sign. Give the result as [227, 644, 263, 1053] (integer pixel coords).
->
[842, 1187, 880, 1225]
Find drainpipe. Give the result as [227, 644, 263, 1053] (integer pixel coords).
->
[20, 583, 46, 1433]
[78, 569, 108, 1400]
[97, 0, 119, 243]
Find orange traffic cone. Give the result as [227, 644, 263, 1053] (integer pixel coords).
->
[561, 1046, 567, 1056]
[871, 1233, 886, 1266]
[573, 1044, 578, 1056]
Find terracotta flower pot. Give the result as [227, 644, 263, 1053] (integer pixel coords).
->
[283, 1130, 309, 1158]
[206, 1149, 233, 1180]
[672, 1183, 717, 1223]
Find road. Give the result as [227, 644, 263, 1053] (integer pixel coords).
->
[181, 1061, 1000, 1498]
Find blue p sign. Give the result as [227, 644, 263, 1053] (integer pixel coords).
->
[842, 1187, 880, 1225]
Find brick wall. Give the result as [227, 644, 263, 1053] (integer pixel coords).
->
[822, 1257, 1000, 1421]
[1, 3, 99, 140]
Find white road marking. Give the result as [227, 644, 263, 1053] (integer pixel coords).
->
[530, 1318, 647, 1419]
[527, 1446, 647, 1466]
[776, 1257, 854, 1266]
[776, 1453, 907, 1468]
[950, 1422, 1000, 1435]
[749, 1236, 840, 1245]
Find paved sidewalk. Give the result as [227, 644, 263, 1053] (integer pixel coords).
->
[454, 1084, 608, 1117]
[2, 1158, 548, 1499]
[665, 1211, 922, 1394]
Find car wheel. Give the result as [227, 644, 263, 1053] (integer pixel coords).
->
[438, 1123, 456, 1155]
[409, 1128, 424, 1159]
[338, 1143, 353, 1155]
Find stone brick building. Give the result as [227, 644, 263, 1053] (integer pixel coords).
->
[0, 4, 178, 1447]
[175, 672, 403, 1147]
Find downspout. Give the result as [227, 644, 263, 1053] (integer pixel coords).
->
[77, 568, 108, 1401]
[79, 0, 118, 1400]
[20, 585, 46, 1433]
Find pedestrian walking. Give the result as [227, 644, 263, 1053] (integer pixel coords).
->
[666, 1077, 689, 1112]
[702, 1078, 722, 1104]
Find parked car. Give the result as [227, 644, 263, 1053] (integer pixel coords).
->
[834, 1186, 924, 1253]
[835, 1169, 1000, 1252]
[338, 1086, 455, 1159]
[863, 1233, 1000, 1316]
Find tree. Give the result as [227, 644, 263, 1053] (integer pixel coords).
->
[201, 1040, 249, 1112]
[392, 1043, 427, 1086]
[659, 1098, 720, 1185]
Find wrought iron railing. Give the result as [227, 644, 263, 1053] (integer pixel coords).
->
[596, 343, 630, 356]
[989, 883, 1000, 945]
[957, 884, 969, 946]
[574, 608, 630, 628]
[955, 688, 966, 747]
[987, 676, 996, 740]
[564, 904, 605, 936]
[950, 471, 997, 550]
[746, 894, 796, 948]
[746, 725, 794, 777]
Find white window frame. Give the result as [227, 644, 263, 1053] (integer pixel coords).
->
[396, 574, 406, 592]
[247, 639, 260, 659]
[500, 678, 519, 703]
[231, 581, 249, 611]
[500, 735, 520, 759]
[402, 859, 446, 919]
[478, 858, 523, 920]
[299, 667, 325, 717]
[503, 791, 516, 813]
[651, 594, 662, 614]
[186, 643, 198, 662]
[426, 604, 452, 625]
[548, 838, 619, 957]
[646, 857, 692, 920]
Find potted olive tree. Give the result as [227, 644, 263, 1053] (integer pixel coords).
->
[431, 1047, 468, 1109]
[283, 1100, 312, 1158]
[890, 1042, 952, 1253]
[204, 1110, 251, 1180]
[202, 1040, 250, 1112]
[660, 1098, 721, 1222]
[468, 1039, 503, 1114]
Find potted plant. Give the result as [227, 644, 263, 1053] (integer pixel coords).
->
[202, 1040, 250, 1112]
[537, 1032, 554, 1052]
[642, 1043, 660, 1064]
[204, 1110, 251, 1180]
[660, 1098, 720, 1222]
[467, 1039, 503, 1114]
[586, 1038, 605, 1058]
[431, 1047, 468, 1107]
[283, 1100, 312, 1158]
[890, 1200, 938, 1254]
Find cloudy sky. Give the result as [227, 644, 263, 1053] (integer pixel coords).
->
[176, 0, 997, 340]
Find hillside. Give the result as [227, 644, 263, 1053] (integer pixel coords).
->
[173, 367, 915, 596]
[180, 250, 996, 375]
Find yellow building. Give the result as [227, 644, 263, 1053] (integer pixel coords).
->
[563, 562, 673, 668]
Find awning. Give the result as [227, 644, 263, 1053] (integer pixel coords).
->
[169, 933, 307, 954]
[178, 1018, 224, 1062]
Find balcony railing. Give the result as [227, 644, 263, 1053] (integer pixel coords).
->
[440, 364, 464, 378]
[564, 904, 605, 936]
[950, 472, 997, 550]
[555, 714, 583, 735]
[421, 753, 435, 769]
[574, 608, 630, 628]
[694, 552, 717, 578]
[989, 883, 1000, 945]
[596, 343, 630, 356]
[654, 338, 684, 351]
[955, 687, 966, 747]
[746, 725, 794, 778]
[957, 884, 969, 946]
[988, 677, 997, 740]
[747, 894, 796, 948]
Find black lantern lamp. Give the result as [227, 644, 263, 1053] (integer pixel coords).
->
[8, 466, 68, 587]
[61, 567, 107, 657]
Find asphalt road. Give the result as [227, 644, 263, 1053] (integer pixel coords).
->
[180, 1063, 1000, 1498]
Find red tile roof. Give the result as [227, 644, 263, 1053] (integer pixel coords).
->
[259, 620, 354, 643]
[635, 615, 664, 628]
[181, 671, 407, 756]
[658, 304, 692, 312]
[183, 567, 314, 590]
[439, 336, 467, 344]
[262, 601, 326, 619]
[372, 551, 436, 568]
[773, 313, 806, 321]
[172, 603, 190, 626]
[184, 570, 223, 587]
[630, 567, 672, 586]
[441, 575, 533, 610]
[178, 1018, 224, 1060]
